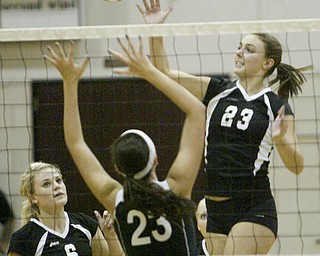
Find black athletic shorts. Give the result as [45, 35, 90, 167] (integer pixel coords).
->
[206, 194, 278, 237]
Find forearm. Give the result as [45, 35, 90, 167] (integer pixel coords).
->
[275, 136, 304, 175]
[63, 80, 84, 148]
[106, 238, 124, 256]
[143, 66, 204, 115]
[149, 37, 171, 73]
[149, 37, 210, 100]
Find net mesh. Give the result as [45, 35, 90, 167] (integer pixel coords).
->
[0, 19, 319, 254]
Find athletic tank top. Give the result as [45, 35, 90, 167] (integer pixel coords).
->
[114, 180, 197, 256]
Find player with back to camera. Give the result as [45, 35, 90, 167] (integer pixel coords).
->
[137, 0, 305, 254]
[7, 161, 123, 256]
[44, 35, 205, 256]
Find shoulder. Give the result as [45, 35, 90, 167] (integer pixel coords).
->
[203, 76, 235, 105]
[11, 221, 39, 238]
[265, 91, 294, 116]
[68, 212, 97, 224]
[9, 222, 43, 255]
[67, 212, 98, 234]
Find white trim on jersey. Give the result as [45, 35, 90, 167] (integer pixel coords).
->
[205, 85, 237, 160]
[201, 239, 210, 256]
[34, 231, 48, 256]
[71, 224, 93, 245]
[181, 219, 191, 256]
[253, 94, 275, 176]
[236, 80, 271, 101]
[30, 211, 70, 238]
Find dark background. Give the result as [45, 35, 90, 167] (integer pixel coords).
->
[32, 77, 206, 216]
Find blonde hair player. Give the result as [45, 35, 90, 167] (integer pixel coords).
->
[7, 162, 118, 256]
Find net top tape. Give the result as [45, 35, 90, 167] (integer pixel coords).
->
[0, 18, 320, 42]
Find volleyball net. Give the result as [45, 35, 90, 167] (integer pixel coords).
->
[0, 19, 319, 254]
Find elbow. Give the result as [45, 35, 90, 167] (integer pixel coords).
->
[289, 165, 304, 175]
[295, 160, 304, 175]
[197, 103, 206, 122]
[64, 136, 79, 152]
[288, 157, 304, 175]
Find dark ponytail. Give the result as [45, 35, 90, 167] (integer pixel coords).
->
[111, 133, 196, 223]
[254, 33, 306, 100]
[269, 63, 305, 100]
[123, 178, 196, 223]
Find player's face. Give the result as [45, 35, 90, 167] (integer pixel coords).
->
[196, 199, 208, 238]
[32, 167, 68, 213]
[233, 34, 268, 79]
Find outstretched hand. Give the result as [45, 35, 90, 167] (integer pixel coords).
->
[44, 42, 89, 83]
[272, 105, 288, 141]
[94, 210, 118, 239]
[109, 35, 154, 78]
[136, 0, 173, 24]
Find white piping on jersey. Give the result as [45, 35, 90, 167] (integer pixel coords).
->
[30, 211, 70, 238]
[202, 239, 210, 256]
[253, 94, 275, 176]
[31, 211, 92, 246]
[71, 224, 93, 246]
[181, 219, 191, 256]
[205, 80, 274, 176]
[204, 85, 238, 160]
[236, 80, 271, 101]
[34, 231, 48, 256]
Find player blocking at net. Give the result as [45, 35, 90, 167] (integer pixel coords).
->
[44, 35, 205, 256]
[137, 0, 306, 255]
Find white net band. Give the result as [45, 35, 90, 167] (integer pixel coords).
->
[0, 18, 320, 41]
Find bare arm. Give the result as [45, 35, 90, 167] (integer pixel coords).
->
[91, 227, 110, 256]
[272, 106, 304, 175]
[137, 0, 211, 100]
[110, 36, 206, 199]
[44, 42, 122, 214]
[94, 210, 124, 256]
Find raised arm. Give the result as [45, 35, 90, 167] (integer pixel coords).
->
[272, 106, 304, 175]
[44, 42, 122, 213]
[136, 0, 211, 100]
[110, 36, 206, 199]
[94, 210, 124, 256]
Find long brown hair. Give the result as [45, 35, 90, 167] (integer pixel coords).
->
[110, 133, 196, 223]
[254, 33, 306, 100]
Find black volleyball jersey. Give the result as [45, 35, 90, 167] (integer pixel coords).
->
[197, 239, 209, 256]
[114, 180, 197, 256]
[203, 77, 293, 196]
[8, 212, 98, 256]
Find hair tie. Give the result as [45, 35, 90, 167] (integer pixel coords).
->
[120, 129, 156, 180]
